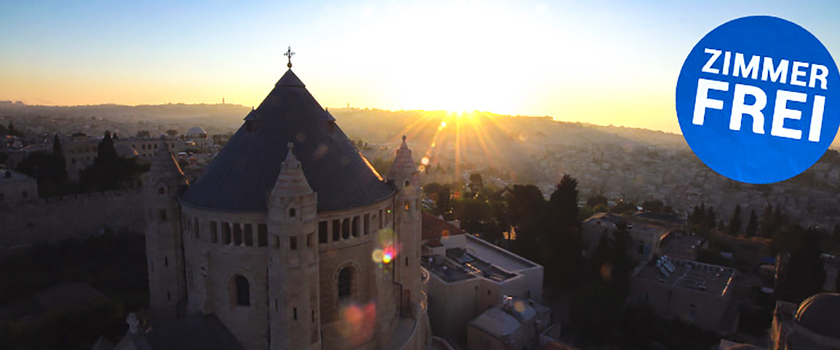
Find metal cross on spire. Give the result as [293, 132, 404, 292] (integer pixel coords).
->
[284, 46, 295, 69]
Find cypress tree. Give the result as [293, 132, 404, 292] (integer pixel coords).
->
[745, 210, 758, 237]
[728, 205, 742, 236]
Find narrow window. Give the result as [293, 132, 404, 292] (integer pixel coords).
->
[194, 218, 200, 239]
[235, 275, 250, 306]
[289, 208, 296, 218]
[167, 291, 171, 301]
[258, 224, 268, 247]
[158, 187, 165, 195]
[290, 236, 298, 250]
[342, 218, 350, 239]
[293, 307, 298, 320]
[405, 201, 410, 211]
[338, 267, 352, 300]
[233, 224, 243, 245]
[312, 309, 315, 323]
[378, 210, 383, 229]
[164, 256, 169, 267]
[222, 223, 231, 244]
[275, 299, 278, 312]
[210, 221, 218, 243]
[319, 221, 328, 244]
[364, 214, 370, 235]
[405, 257, 408, 267]
[273, 235, 280, 249]
[159, 209, 167, 222]
[244, 224, 253, 246]
[307, 232, 314, 248]
[351, 216, 359, 237]
[332, 220, 340, 242]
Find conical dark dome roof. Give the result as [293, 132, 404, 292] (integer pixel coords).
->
[181, 69, 394, 212]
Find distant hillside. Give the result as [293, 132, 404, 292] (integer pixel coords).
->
[0, 102, 250, 128]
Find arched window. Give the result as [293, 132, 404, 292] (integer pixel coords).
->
[338, 267, 352, 300]
[405, 180, 410, 187]
[235, 275, 250, 306]
[158, 187, 165, 195]
[289, 208, 296, 218]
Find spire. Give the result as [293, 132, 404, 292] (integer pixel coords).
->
[149, 136, 184, 177]
[389, 135, 417, 180]
[270, 142, 312, 197]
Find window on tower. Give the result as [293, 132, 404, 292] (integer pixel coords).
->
[234, 275, 250, 306]
[319, 221, 328, 244]
[338, 267, 352, 300]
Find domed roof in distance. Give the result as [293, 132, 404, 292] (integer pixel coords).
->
[186, 126, 207, 135]
[181, 69, 395, 212]
[794, 292, 840, 339]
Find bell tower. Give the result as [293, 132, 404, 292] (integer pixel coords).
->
[266, 143, 322, 350]
[144, 137, 188, 325]
[388, 136, 423, 312]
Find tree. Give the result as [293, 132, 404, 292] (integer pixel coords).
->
[745, 210, 758, 237]
[758, 204, 775, 238]
[468, 172, 483, 197]
[728, 205, 742, 236]
[705, 206, 716, 230]
[422, 183, 451, 217]
[80, 131, 148, 191]
[690, 204, 705, 226]
[586, 195, 608, 208]
[611, 200, 637, 215]
[95, 131, 118, 165]
[773, 205, 788, 228]
[776, 226, 826, 303]
[569, 281, 623, 344]
[589, 223, 635, 297]
[642, 200, 664, 213]
[136, 130, 151, 138]
[165, 129, 179, 136]
[51, 134, 67, 182]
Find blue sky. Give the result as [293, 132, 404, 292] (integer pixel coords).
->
[1, 0, 838, 133]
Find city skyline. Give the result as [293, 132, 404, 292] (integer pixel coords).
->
[2, 0, 839, 134]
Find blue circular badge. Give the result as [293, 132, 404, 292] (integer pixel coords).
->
[676, 16, 840, 184]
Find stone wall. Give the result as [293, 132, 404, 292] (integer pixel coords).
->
[0, 189, 144, 256]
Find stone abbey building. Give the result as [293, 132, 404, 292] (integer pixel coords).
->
[142, 65, 430, 350]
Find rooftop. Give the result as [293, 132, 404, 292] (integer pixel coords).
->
[181, 69, 395, 212]
[635, 257, 735, 296]
[464, 234, 537, 272]
[659, 232, 706, 259]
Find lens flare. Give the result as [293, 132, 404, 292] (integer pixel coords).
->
[599, 263, 613, 282]
[372, 249, 384, 263]
[339, 302, 376, 346]
[421, 156, 429, 165]
[513, 300, 527, 313]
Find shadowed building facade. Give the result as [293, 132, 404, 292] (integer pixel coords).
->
[143, 65, 430, 350]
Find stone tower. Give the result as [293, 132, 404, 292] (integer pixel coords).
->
[388, 136, 423, 311]
[143, 137, 188, 325]
[267, 143, 322, 350]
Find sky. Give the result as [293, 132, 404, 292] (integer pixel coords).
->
[1, 0, 839, 134]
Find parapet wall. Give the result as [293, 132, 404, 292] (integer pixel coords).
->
[0, 189, 144, 256]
